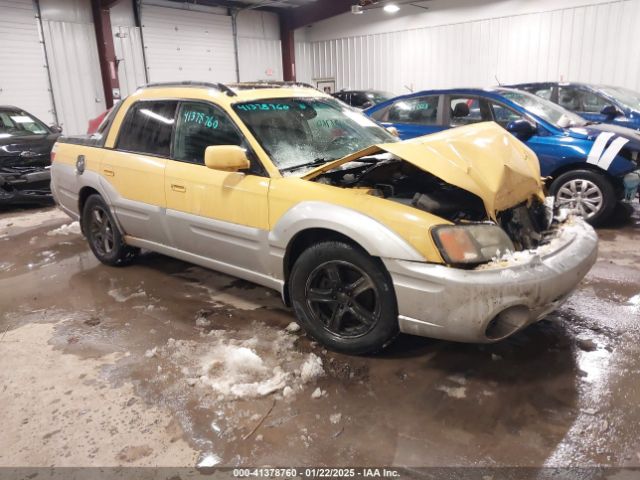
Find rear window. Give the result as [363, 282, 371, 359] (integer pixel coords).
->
[116, 101, 178, 157]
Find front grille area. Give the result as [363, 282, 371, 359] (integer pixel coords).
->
[497, 199, 550, 251]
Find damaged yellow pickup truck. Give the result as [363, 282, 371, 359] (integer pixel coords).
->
[50, 82, 598, 354]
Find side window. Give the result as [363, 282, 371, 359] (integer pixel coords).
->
[532, 87, 553, 100]
[174, 102, 242, 165]
[449, 97, 491, 126]
[351, 93, 368, 108]
[578, 89, 609, 113]
[116, 101, 177, 156]
[386, 96, 439, 125]
[558, 86, 581, 111]
[489, 101, 524, 128]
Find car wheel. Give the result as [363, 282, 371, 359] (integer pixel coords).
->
[82, 194, 138, 266]
[550, 170, 616, 226]
[289, 241, 398, 355]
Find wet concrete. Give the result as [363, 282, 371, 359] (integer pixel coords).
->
[0, 205, 639, 468]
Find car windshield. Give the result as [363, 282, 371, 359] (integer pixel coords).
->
[233, 97, 397, 174]
[366, 91, 394, 104]
[498, 89, 588, 128]
[598, 86, 640, 111]
[0, 109, 49, 138]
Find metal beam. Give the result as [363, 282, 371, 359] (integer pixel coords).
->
[281, 0, 353, 30]
[279, 14, 295, 81]
[91, 0, 120, 108]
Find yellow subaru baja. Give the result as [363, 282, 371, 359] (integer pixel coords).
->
[50, 82, 598, 354]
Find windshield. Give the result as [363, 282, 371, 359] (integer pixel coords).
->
[233, 97, 397, 173]
[498, 89, 588, 128]
[0, 109, 49, 138]
[599, 86, 640, 111]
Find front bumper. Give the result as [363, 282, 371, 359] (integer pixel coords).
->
[0, 167, 52, 204]
[384, 218, 598, 343]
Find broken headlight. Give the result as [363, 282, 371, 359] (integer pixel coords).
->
[432, 224, 515, 265]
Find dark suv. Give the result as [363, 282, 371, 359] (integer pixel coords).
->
[0, 106, 61, 204]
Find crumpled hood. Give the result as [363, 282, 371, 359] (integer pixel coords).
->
[304, 122, 544, 218]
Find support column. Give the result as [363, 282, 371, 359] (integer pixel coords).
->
[280, 15, 295, 82]
[91, 0, 120, 108]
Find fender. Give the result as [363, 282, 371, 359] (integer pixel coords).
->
[268, 201, 425, 265]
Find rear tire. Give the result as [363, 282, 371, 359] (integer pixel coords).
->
[289, 241, 398, 355]
[550, 169, 616, 226]
[81, 194, 138, 266]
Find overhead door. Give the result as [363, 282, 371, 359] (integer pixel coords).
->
[141, 4, 237, 84]
[0, 0, 56, 125]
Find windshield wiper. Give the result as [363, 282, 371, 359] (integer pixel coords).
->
[281, 157, 335, 173]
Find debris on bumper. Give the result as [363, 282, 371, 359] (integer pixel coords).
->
[0, 166, 52, 204]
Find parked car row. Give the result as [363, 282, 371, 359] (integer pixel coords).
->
[365, 86, 640, 225]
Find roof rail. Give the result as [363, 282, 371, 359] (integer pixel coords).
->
[139, 81, 237, 97]
[228, 81, 318, 91]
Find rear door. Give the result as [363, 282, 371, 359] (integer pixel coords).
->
[370, 95, 444, 139]
[101, 99, 178, 244]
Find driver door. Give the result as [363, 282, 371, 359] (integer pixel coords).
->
[164, 101, 270, 274]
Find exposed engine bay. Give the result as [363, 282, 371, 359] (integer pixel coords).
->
[312, 157, 551, 252]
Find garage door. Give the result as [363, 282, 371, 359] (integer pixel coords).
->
[141, 4, 237, 84]
[0, 0, 56, 126]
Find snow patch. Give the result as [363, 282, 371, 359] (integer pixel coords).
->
[300, 353, 324, 383]
[436, 385, 467, 399]
[329, 413, 342, 424]
[108, 288, 147, 303]
[158, 323, 325, 401]
[285, 322, 301, 333]
[47, 221, 81, 236]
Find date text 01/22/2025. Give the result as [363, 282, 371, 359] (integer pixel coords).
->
[231, 468, 401, 478]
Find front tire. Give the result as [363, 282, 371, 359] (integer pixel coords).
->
[82, 194, 138, 266]
[550, 169, 616, 226]
[289, 241, 398, 355]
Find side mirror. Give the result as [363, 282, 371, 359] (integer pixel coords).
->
[506, 119, 536, 140]
[50, 125, 63, 134]
[204, 145, 250, 172]
[386, 126, 400, 137]
[600, 104, 620, 118]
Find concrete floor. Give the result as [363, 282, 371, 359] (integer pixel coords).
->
[0, 204, 639, 469]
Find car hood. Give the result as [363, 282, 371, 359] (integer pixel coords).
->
[303, 122, 544, 219]
[568, 123, 640, 148]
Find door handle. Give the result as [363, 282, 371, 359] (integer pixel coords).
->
[103, 168, 115, 177]
[171, 183, 186, 193]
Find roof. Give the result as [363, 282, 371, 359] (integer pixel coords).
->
[133, 81, 329, 106]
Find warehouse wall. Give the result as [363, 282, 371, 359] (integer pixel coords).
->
[40, 0, 106, 134]
[110, 0, 146, 97]
[237, 10, 283, 82]
[0, 0, 55, 125]
[295, 0, 640, 94]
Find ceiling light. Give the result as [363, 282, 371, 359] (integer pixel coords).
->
[383, 3, 400, 13]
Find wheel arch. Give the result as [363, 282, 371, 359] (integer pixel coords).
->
[271, 202, 424, 306]
[546, 162, 617, 187]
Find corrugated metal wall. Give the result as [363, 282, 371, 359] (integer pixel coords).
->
[113, 26, 146, 97]
[41, 18, 106, 134]
[295, 0, 640, 94]
[237, 10, 282, 82]
[0, 0, 55, 125]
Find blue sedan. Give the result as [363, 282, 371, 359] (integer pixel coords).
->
[508, 82, 640, 131]
[365, 87, 640, 225]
